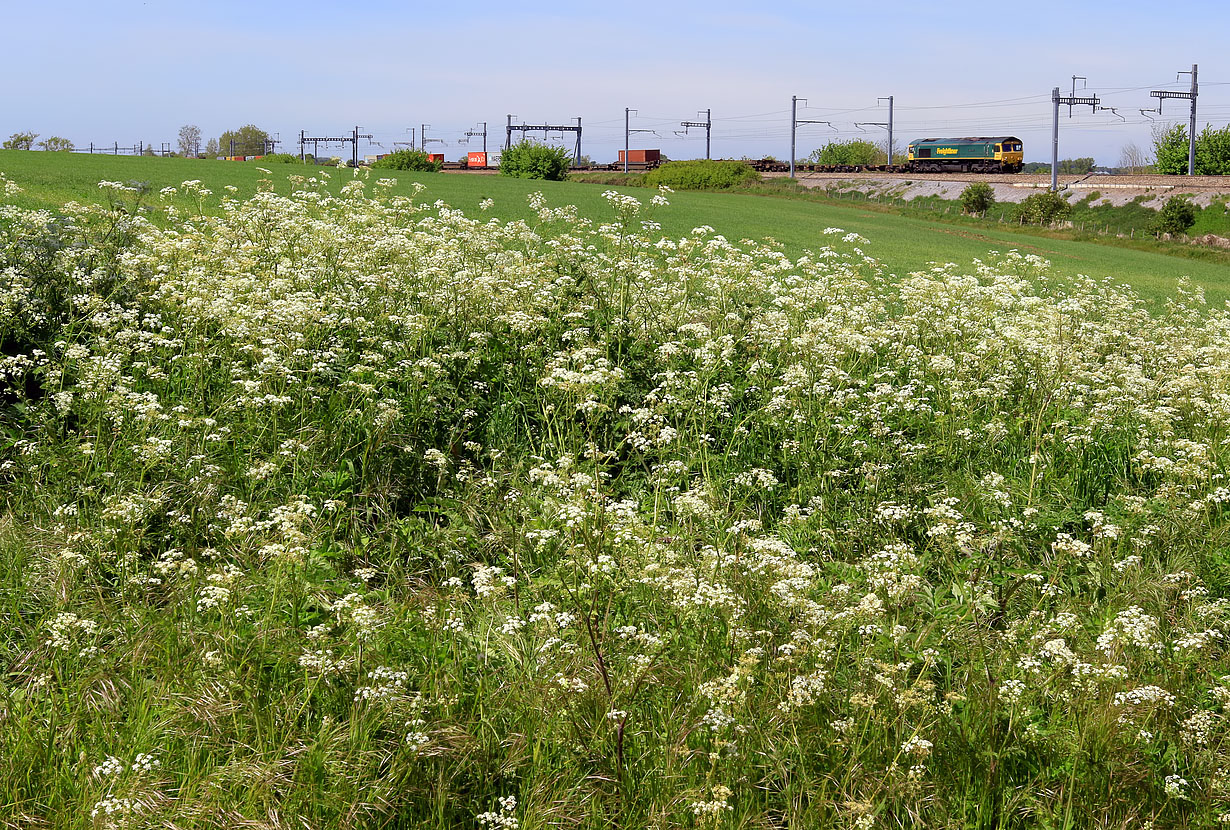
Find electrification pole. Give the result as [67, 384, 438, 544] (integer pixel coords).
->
[1051, 86, 1099, 191]
[1150, 65, 1199, 175]
[625, 107, 630, 173]
[1069, 76, 1086, 118]
[680, 109, 712, 159]
[1188, 65, 1199, 175]
[790, 96, 797, 177]
[882, 96, 893, 164]
[352, 126, 373, 167]
[856, 97, 895, 166]
[622, 109, 652, 171]
[464, 123, 489, 156]
[792, 97, 836, 176]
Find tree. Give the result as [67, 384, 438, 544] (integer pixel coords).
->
[178, 124, 202, 158]
[204, 138, 220, 158]
[38, 136, 74, 152]
[1195, 124, 1230, 176]
[1017, 191, 1071, 225]
[218, 125, 270, 157]
[1153, 123, 1190, 174]
[1151, 123, 1230, 175]
[3, 131, 39, 150]
[1118, 141, 1152, 174]
[960, 182, 996, 215]
[876, 139, 906, 165]
[809, 139, 879, 166]
[371, 149, 441, 172]
[499, 141, 572, 180]
[1154, 196, 1198, 236]
[142, 142, 156, 157]
[1057, 157, 1095, 175]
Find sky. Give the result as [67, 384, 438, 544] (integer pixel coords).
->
[5, 0, 1230, 166]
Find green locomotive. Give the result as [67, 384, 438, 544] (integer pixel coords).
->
[906, 136, 1023, 173]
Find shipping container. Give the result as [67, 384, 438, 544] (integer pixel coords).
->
[618, 149, 661, 164]
[427, 153, 445, 163]
[467, 151, 488, 167]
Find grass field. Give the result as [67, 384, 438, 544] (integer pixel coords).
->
[5, 150, 1230, 828]
[3, 150, 1229, 305]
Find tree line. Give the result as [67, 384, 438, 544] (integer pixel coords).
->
[1, 124, 272, 159]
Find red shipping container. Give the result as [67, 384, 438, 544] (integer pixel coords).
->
[618, 149, 661, 164]
[467, 152, 488, 167]
[427, 153, 445, 163]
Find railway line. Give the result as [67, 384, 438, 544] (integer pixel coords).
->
[768, 171, 1230, 189]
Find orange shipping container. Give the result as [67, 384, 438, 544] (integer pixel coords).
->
[618, 149, 660, 164]
[427, 153, 445, 163]
[467, 151, 488, 167]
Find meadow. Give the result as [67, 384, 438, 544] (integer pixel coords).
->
[3, 150, 1230, 305]
[2, 159, 1230, 828]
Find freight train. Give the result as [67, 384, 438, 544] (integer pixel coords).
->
[736, 136, 1026, 174]
[435, 136, 1027, 174]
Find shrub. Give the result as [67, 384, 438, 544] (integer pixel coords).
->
[38, 136, 74, 152]
[1017, 191, 1071, 225]
[809, 139, 879, 166]
[644, 160, 759, 190]
[3, 131, 38, 150]
[960, 182, 996, 215]
[1154, 196, 1198, 236]
[499, 141, 573, 180]
[262, 153, 303, 164]
[372, 149, 442, 172]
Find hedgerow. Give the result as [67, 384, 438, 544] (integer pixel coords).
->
[644, 159, 759, 190]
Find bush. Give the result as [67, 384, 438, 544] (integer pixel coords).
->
[960, 182, 996, 215]
[809, 140, 879, 166]
[499, 141, 573, 180]
[1017, 191, 1071, 225]
[644, 160, 759, 191]
[371, 149, 442, 172]
[262, 153, 303, 164]
[38, 136, 74, 153]
[3, 131, 38, 150]
[1154, 196, 1198, 236]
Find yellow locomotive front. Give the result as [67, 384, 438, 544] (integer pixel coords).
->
[996, 138, 1024, 173]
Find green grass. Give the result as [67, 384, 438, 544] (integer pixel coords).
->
[3, 150, 1230, 305]
[5, 161, 1230, 828]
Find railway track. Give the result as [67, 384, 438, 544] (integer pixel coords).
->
[440, 160, 1228, 190]
[765, 171, 1230, 190]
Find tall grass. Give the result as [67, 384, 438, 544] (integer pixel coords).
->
[1, 169, 1230, 828]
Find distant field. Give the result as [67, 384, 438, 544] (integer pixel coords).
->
[3, 149, 1229, 305]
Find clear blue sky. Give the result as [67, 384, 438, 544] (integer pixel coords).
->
[5, 0, 1228, 165]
